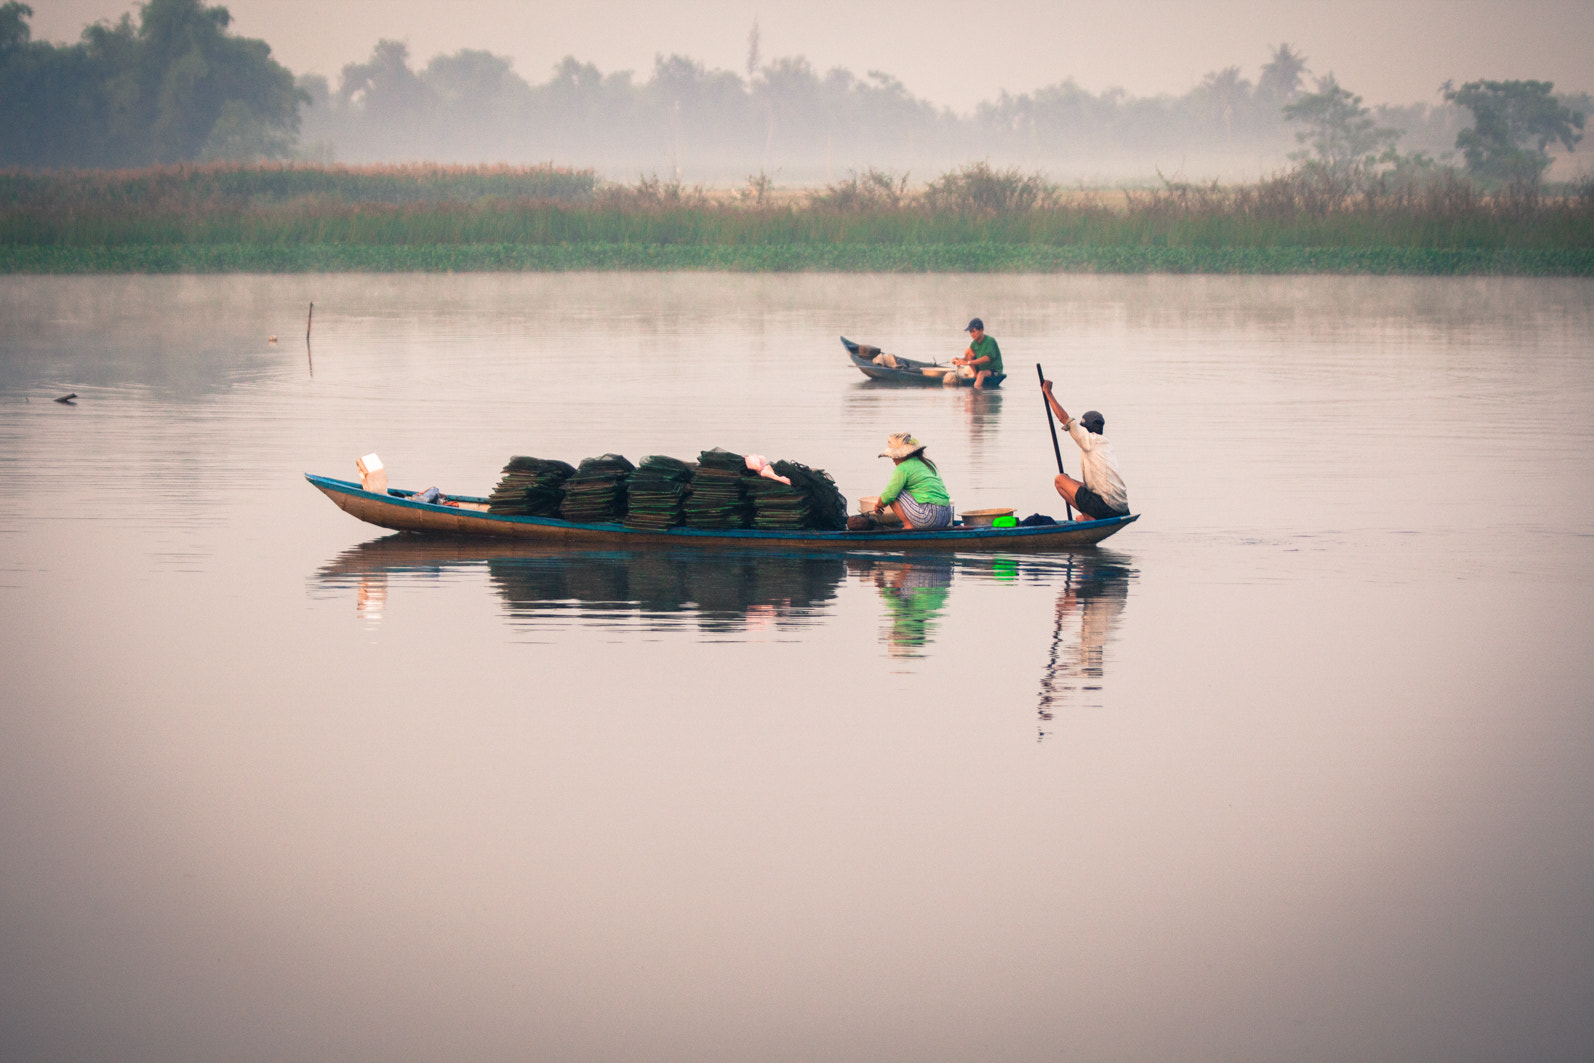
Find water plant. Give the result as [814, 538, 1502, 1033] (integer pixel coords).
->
[3, 162, 1590, 274]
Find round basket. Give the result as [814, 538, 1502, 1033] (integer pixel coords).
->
[960, 507, 1015, 527]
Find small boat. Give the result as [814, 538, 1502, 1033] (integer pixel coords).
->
[306, 474, 1136, 553]
[842, 336, 1007, 387]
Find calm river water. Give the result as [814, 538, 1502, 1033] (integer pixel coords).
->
[2, 273, 1592, 1062]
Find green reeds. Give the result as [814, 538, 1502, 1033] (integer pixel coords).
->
[8, 204, 1592, 252]
[5, 245, 1588, 275]
[0, 161, 599, 210]
[3, 163, 1591, 275]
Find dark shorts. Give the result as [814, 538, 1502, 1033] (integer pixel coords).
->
[1073, 485, 1128, 521]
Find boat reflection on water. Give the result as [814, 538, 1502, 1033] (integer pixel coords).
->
[313, 535, 847, 636]
[486, 548, 846, 636]
[842, 383, 1005, 467]
[314, 537, 1133, 721]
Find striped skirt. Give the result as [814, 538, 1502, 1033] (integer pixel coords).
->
[896, 493, 953, 530]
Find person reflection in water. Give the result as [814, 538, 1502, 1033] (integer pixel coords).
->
[956, 382, 1003, 466]
[1040, 379, 1129, 521]
[1037, 559, 1131, 737]
[851, 558, 954, 658]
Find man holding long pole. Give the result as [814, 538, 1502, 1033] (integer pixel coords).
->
[1040, 378, 1131, 521]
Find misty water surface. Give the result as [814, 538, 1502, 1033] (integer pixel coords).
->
[1, 273, 1592, 1062]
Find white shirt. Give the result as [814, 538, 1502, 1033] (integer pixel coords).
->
[1065, 419, 1129, 512]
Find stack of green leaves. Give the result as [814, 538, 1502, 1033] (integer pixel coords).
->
[745, 474, 810, 530]
[486, 455, 576, 515]
[771, 459, 849, 531]
[683, 447, 754, 529]
[559, 453, 635, 523]
[623, 455, 694, 530]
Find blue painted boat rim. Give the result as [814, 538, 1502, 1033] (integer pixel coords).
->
[304, 473, 1137, 542]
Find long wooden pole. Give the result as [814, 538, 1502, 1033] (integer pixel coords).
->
[1036, 362, 1073, 520]
[306, 301, 314, 378]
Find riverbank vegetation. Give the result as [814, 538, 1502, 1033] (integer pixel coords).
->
[3, 160, 1591, 275]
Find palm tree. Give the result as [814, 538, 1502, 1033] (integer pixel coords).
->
[1258, 44, 1308, 104]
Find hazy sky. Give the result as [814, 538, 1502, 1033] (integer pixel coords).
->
[29, 0, 1594, 109]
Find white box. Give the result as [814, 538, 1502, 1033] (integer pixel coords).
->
[357, 453, 387, 494]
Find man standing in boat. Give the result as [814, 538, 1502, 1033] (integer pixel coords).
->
[1040, 379, 1130, 521]
[952, 318, 1003, 388]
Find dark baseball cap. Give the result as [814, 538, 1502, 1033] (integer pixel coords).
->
[965, 318, 984, 331]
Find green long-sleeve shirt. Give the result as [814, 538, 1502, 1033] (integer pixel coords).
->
[880, 457, 950, 506]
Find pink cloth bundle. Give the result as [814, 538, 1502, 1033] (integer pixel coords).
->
[743, 454, 792, 485]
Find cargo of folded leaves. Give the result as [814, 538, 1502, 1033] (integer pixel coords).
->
[560, 453, 635, 523]
[486, 456, 576, 515]
[486, 447, 848, 532]
[624, 455, 694, 530]
[683, 447, 756, 530]
[745, 460, 848, 531]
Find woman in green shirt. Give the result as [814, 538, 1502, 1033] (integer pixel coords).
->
[873, 433, 953, 530]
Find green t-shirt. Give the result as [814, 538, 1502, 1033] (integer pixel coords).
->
[880, 456, 951, 506]
[969, 334, 1003, 374]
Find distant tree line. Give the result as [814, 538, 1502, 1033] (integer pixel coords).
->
[294, 43, 956, 181]
[1, 1, 1586, 190]
[0, 0, 300, 168]
[297, 40, 1490, 182]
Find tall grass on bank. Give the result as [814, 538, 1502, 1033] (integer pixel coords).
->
[5, 245, 1586, 275]
[0, 162, 600, 211]
[3, 162, 1592, 274]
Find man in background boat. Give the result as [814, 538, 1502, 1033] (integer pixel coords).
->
[952, 318, 1003, 389]
[1041, 380, 1129, 521]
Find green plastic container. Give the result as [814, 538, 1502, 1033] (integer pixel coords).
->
[992, 515, 1018, 528]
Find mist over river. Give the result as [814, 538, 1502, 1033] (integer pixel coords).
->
[2, 272, 1592, 1062]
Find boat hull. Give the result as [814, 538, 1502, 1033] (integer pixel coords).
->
[842, 336, 1005, 387]
[851, 353, 949, 385]
[307, 474, 1136, 552]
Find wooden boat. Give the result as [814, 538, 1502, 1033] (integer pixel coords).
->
[307, 473, 1136, 553]
[842, 336, 1007, 387]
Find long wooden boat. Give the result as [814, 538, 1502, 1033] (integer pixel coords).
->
[306, 474, 1135, 552]
[842, 336, 1007, 387]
